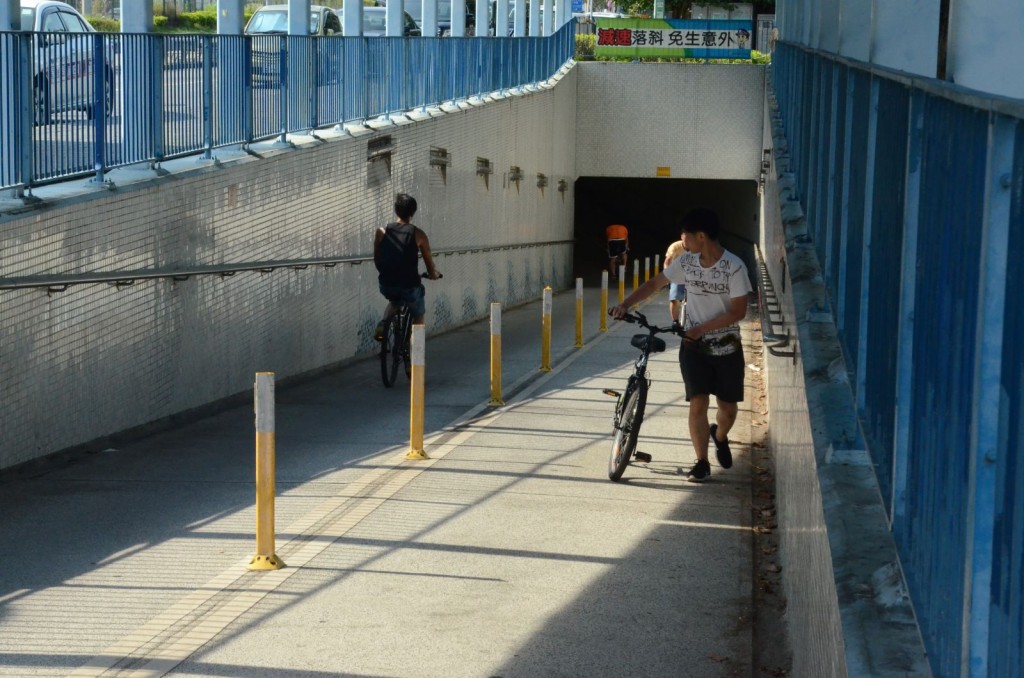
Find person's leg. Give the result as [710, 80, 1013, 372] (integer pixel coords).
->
[410, 285, 427, 325]
[680, 345, 715, 481]
[688, 394, 711, 461]
[708, 350, 744, 469]
[713, 399, 738, 440]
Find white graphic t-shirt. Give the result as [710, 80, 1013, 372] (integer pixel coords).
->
[663, 248, 752, 356]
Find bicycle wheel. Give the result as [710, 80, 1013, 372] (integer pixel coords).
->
[608, 381, 647, 481]
[402, 316, 413, 380]
[380, 316, 401, 387]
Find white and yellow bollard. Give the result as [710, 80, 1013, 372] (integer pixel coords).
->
[540, 286, 552, 372]
[249, 372, 284, 571]
[633, 260, 639, 292]
[600, 270, 608, 332]
[406, 325, 429, 459]
[654, 254, 660, 273]
[489, 303, 504, 406]
[574, 278, 584, 348]
[644, 256, 650, 283]
[618, 265, 625, 304]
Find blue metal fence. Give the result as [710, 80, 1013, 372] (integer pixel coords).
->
[0, 24, 575, 191]
[774, 42, 1024, 678]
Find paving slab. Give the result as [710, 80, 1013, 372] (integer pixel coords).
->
[0, 287, 757, 678]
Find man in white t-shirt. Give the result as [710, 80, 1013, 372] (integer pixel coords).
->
[610, 208, 752, 483]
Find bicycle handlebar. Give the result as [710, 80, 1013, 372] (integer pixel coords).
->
[421, 272, 443, 279]
[617, 311, 681, 336]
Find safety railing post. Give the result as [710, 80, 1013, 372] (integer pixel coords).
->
[599, 270, 608, 332]
[574, 277, 584, 348]
[540, 286, 552, 372]
[201, 35, 213, 159]
[89, 32, 108, 184]
[248, 372, 285, 570]
[488, 303, 504, 406]
[406, 324, 429, 459]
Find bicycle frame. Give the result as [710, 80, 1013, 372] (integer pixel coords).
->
[605, 310, 678, 481]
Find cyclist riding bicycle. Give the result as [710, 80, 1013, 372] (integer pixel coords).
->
[374, 193, 441, 340]
[606, 223, 629, 280]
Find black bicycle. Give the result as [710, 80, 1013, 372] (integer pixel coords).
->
[380, 272, 441, 387]
[604, 310, 680, 481]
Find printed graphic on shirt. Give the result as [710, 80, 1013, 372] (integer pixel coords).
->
[664, 250, 752, 356]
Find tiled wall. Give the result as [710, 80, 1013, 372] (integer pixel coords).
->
[575, 63, 765, 180]
[0, 71, 577, 470]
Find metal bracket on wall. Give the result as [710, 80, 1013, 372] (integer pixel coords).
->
[755, 244, 797, 363]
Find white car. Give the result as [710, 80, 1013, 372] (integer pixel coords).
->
[20, 0, 115, 124]
[245, 5, 342, 86]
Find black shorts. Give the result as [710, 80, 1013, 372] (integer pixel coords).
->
[678, 343, 745, 403]
[607, 239, 627, 258]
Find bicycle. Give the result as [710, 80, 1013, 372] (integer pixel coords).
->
[603, 310, 680, 481]
[379, 272, 441, 387]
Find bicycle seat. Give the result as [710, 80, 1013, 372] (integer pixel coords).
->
[631, 334, 666, 353]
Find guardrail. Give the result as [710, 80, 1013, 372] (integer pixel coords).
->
[0, 240, 575, 292]
[0, 24, 576, 193]
[774, 41, 1024, 678]
[753, 243, 795, 361]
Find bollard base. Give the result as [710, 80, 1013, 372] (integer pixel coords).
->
[247, 554, 285, 571]
[574, 342, 584, 348]
[405, 449, 430, 460]
[539, 366, 552, 372]
[488, 398, 505, 406]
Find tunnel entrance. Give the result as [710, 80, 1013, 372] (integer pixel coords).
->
[572, 177, 760, 286]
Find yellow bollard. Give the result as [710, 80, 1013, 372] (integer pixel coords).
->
[489, 303, 504, 406]
[574, 278, 584, 348]
[654, 254, 660, 273]
[406, 325, 429, 459]
[618, 265, 625, 304]
[249, 372, 284, 571]
[644, 256, 650, 283]
[540, 286, 552, 372]
[633, 260, 639, 292]
[599, 270, 608, 332]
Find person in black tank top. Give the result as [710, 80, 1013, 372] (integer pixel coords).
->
[373, 194, 440, 338]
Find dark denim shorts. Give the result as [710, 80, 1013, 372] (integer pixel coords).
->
[380, 284, 426, 318]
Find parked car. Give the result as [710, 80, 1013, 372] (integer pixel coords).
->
[402, 0, 485, 36]
[244, 5, 343, 37]
[20, 0, 115, 125]
[245, 5, 342, 87]
[361, 6, 422, 37]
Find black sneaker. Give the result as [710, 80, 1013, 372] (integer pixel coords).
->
[710, 424, 733, 469]
[686, 459, 710, 483]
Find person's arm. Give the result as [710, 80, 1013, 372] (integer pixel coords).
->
[684, 295, 748, 341]
[373, 227, 385, 262]
[415, 228, 440, 279]
[610, 271, 669, 319]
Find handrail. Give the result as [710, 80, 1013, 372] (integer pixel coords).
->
[754, 244, 796, 361]
[0, 239, 575, 292]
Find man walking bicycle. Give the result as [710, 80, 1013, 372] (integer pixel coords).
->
[610, 208, 751, 482]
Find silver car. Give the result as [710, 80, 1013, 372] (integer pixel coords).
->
[21, 0, 115, 124]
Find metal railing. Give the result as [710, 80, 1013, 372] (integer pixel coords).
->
[753, 243, 795, 361]
[0, 240, 575, 292]
[0, 23, 576, 192]
[774, 41, 1024, 678]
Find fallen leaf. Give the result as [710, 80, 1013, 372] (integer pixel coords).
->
[709, 654, 728, 663]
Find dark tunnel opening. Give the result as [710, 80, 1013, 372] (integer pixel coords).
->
[572, 177, 760, 286]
